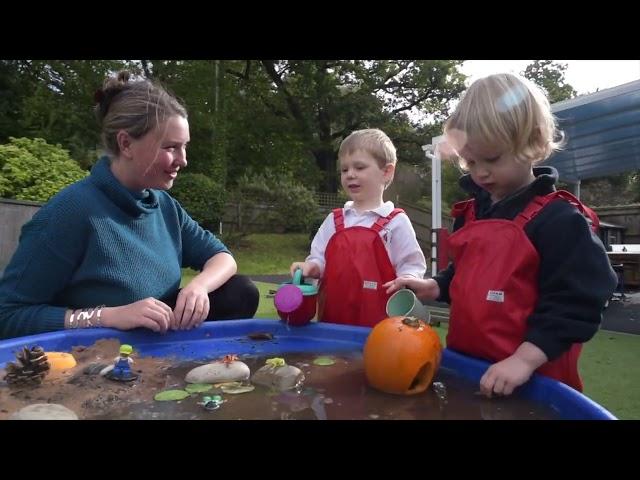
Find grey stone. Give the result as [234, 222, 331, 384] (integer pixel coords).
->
[10, 403, 79, 420]
[251, 364, 305, 391]
[185, 361, 250, 384]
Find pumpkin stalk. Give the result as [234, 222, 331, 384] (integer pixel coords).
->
[401, 316, 421, 328]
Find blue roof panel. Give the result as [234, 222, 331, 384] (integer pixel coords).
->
[544, 80, 640, 182]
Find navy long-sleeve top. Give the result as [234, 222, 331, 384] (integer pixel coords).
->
[434, 166, 617, 360]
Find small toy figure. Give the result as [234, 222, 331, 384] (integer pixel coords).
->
[220, 354, 238, 366]
[199, 395, 224, 411]
[265, 357, 286, 368]
[104, 344, 139, 382]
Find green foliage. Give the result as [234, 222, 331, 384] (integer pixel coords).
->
[227, 60, 467, 192]
[441, 159, 468, 209]
[233, 172, 319, 233]
[579, 173, 640, 206]
[412, 155, 468, 214]
[0, 60, 130, 162]
[522, 60, 577, 104]
[308, 216, 325, 244]
[0, 137, 87, 202]
[1, 59, 469, 198]
[169, 172, 227, 232]
[151, 60, 226, 183]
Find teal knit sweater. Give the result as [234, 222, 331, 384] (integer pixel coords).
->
[0, 157, 229, 339]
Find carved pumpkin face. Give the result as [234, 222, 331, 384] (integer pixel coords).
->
[363, 316, 443, 395]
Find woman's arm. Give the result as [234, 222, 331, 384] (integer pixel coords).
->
[0, 224, 75, 339]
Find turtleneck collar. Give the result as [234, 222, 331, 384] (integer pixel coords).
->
[89, 156, 159, 217]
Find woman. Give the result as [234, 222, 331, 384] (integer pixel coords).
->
[0, 71, 259, 339]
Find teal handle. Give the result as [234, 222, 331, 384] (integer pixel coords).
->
[293, 268, 303, 285]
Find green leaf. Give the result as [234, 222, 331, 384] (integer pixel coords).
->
[313, 357, 335, 366]
[154, 389, 190, 401]
[185, 383, 213, 394]
[220, 384, 255, 394]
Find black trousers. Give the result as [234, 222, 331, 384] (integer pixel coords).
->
[163, 274, 259, 320]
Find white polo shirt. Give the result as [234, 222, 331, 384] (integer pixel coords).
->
[306, 201, 427, 279]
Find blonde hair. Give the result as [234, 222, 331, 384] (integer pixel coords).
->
[95, 70, 187, 157]
[338, 128, 397, 168]
[444, 73, 563, 168]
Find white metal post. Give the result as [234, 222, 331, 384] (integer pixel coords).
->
[422, 135, 444, 276]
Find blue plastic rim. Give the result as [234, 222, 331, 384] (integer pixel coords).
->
[0, 319, 617, 420]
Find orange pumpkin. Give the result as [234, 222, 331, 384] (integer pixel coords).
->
[363, 316, 443, 395]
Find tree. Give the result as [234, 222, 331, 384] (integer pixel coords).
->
[0, 60, 130, 168]
[522, 60, 577, 103]
[230, 60, 467, 192]
[0, 60, 469, 201]
[0, 62, 33, 142]
[138, 60, 313, 189]
[142, 60, 226, 183]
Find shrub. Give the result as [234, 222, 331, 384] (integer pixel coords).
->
[233, 173, 319, 233]
[170, 172, 227, 232]
[0, 137, 87, 202]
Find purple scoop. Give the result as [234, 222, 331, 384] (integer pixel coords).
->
[274, 284, 304, 313]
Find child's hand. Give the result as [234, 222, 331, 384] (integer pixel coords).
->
[383, 277, 440, 301]
[479, 356, 534, 397]
[479, 343, 547, 397]
[289, 261, 321, 279]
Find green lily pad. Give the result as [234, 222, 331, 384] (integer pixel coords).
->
[220, 384, 255, 394]
[154, 389, 190, 401]
[313, 356, 335, 366]
[213, 381, 242, 388]
[185, 383, 213, 394]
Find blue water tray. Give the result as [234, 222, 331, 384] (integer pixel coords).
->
[0, 319, 616, 420]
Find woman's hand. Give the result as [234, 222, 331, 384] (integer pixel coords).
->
[382, 277, 440, 301]
[101, 298, 174, 334]
[172, 283, 210, 330]
[169, 252, 235, 330]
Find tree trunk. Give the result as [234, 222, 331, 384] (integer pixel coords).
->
[313, 148, 338, 193]
[141, 60, 152, 79]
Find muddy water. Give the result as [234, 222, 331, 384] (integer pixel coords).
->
[92, 352, 560, 420]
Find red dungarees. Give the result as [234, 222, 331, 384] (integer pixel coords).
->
[318, 208, 404, 327]
[446, 191, 599, 391]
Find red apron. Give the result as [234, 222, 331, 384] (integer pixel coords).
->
[446, 191, 598, 391]
[318, 208, 403, 327]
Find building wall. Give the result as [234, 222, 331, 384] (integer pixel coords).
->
[594, 205, 640, 244]
[0, 199, 41, 273]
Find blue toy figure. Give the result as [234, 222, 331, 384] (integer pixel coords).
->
[105, 344, 138, 382]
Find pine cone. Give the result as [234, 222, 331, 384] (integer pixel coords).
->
[4, 346, 50, 386]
